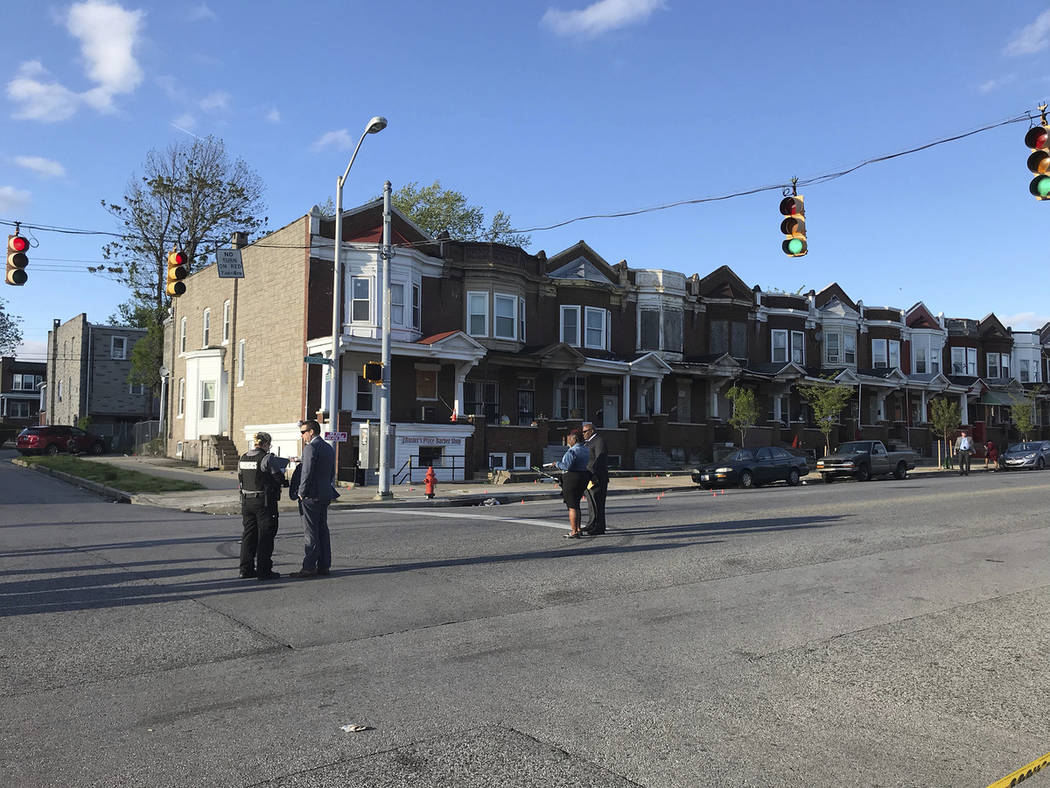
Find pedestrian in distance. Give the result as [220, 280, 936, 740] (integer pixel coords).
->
[545, 428, 590, 539]
[289, 420, 339, 578]
[955, 428, 974, 476]
[237, 431, 288, 581]
[984, 440, 999, 471]
[581, 421, 608, 535]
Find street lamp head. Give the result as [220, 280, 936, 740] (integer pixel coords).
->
[366, 116, 388, 134]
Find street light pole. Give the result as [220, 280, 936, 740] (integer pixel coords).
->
[330, 115, 387, 460]
[376, 181, 393, 499]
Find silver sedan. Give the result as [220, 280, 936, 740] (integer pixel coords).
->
[1001, 440, 1050, 470]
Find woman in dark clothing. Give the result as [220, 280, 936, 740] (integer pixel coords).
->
[546, 428, 590, 538]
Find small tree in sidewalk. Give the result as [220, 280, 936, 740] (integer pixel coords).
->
[929, 396, 961, 468]
[725, 385, 759, 447]
[1010, 391, 1038, 441]
[797, 378, 854, 456]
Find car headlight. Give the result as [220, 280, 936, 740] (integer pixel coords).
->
[714, 467, 733, 473]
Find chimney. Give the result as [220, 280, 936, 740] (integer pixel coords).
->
[230, 231, 248, 249]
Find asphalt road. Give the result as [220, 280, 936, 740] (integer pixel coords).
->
[2, 450, 1049, 787]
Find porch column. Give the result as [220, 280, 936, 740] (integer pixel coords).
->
[959, 392, 969, 425]
[622, 374, 631, 421]
[874, 391, 888, 421]
[453, 361, 473, 418]
[919, 390, 928, 422]
[653, 377, 663, 415]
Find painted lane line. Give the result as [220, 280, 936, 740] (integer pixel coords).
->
[349, 508, 567, 530]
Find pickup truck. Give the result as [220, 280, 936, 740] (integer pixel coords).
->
[815, 440, 918, 483]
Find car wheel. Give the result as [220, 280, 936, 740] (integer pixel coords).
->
[893, 462, 908, 480]
[822, 474, 834, 484]
[740, 470, 754, 489]
[1038, 458, 1045, 471]
[46, 444, 60, 457]
[856, 464, 871, 482]
[787, 469, 800, 486]
[91, 442, 104, 455]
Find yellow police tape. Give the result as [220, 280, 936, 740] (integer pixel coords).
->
[987, 752, 1050, 788]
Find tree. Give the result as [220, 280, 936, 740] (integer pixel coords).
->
[725, 385, 759, 447]
[797, 378, 854, 455]
[0, 297, 23, 356]
[929, 396, 961, 468]
[98, 136, 267, 390]
[1010, 391, 1038, 441]
[389, 180, 531, 249]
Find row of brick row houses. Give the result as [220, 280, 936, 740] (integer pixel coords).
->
[162, 200, 1050, 481]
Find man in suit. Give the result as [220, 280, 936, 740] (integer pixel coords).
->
[581, 421, 609, 535]
[289, 420, 339, 578]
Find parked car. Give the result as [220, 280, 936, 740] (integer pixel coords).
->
[1000, 440, 1050, 470]
[16, 425, 106, 456]
[816, 440, 917, 483]
[692, 446, 809, 489]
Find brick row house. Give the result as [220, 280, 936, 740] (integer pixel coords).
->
[161, 200, 1050, 480]
[0, 357, 45, 427]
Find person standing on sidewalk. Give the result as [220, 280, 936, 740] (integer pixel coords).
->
[237, 432, 286, 581]
[955, 429, 974, 476]
[581, 421, 608, 535]
[289, 420, 339, 578]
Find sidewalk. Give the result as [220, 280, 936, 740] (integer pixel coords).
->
[21, 453, 993, 515]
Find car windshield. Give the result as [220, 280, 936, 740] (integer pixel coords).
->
[726, 450, 756, 462]
[1009, 442, 1040, 452]
[836, 442, 869, 454]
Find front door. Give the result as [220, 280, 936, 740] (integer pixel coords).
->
[602, 395, 617, 428]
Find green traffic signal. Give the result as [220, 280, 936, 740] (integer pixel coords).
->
[1031, 175, 1050, 199]
[783, 237, 807, 256]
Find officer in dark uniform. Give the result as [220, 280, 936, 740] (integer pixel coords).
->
[238, 431, 287, 580]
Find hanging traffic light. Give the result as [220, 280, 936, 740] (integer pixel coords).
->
[1026, 124, 1050, 200]
[780, 196, 807, 257]
[166, 249, 188, 296]
[6, 235, 29, 286]
[363, 361, 383, 383]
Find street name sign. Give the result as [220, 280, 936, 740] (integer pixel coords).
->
[324, 431, 348, 442]
[303, 355, 333, 366]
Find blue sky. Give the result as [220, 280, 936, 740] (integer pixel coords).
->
[5, 0, 1050, 362]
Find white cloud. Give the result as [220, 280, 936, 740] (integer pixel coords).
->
[311, 129, 353, 151]
[13, 156, 66, 178]
[997, 311, 1050, 331]
[173, 112, 197, 131]
[542, 0, 665, 37]
[0, 186, 31, 212]
[1006, 9, 1050, 55]
[6, 62, 80, 122]
[187, 3, 216, 21]
[199, 90, 230, 111]
[5, 1, 144, 121]
[266, 107, 281, 123]
[977, 76, 1011, 94]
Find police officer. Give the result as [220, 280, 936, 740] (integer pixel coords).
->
[238, 431, 287, 580]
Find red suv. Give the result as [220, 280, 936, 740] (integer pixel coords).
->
[16, 426, 106, 456]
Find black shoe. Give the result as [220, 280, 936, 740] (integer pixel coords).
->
[257, 571, 281, 580]
[239, 569, 257, 579]
[288, 569, 317, 578]
[317, 568, 330, 576]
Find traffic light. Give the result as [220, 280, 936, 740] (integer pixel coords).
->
[363, 361, 383, 383]
[166, 249, 188, 296]
[779, 196, 807, 257]
[6, 234, 29, 286]
[1026, 124, 1050, 199]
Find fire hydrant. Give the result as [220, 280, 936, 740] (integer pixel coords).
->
[424, 466, 437, 499]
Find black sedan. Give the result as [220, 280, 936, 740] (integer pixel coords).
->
[692, 447, 809, 489]
[1000, 440, 1050, 470]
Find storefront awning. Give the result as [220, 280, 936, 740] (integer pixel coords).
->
[978, 392, 1020, 406]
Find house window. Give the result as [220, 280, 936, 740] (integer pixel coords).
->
[888, 340, 900, 369]
[351, 277, 370, 322]
[200, 380, 216, 419]
[519, 297, 526, 343]
[202, 308, 211, 346]
[390, 283, 404, 325]
[237, 339, 245, 385]
[411, 283, 421, 329]
[111, 336, 127, 360]
[987, 352, 1008, 378]
[416, 368, 438, 400]
[771, 330, 788, 363]
[513, 452, 531, 470]
[825, 332, 840, 364]
[356, 376, 374, 412]
[791, 331, 805, 364]
[560, 305, 580, 346]
[912, 334, 943, 374]
[177, 378, 185, 416]
[128, 382, 145, 395]
[494, 294, 517, 340]
[517, 388, 534, 426]
[952, 347, 977, 375]
[1020, 358, 1031, 382]
[665, 309, 684, 353]
[179, 317, 187, 353]
[465, 380, 500, 423]
[872, 339, 898, 368]
[584, 307, 608, 349]
[824, 330, 856, 366]
[641, 310, 660, 351]
[222, 300, 231, 343]
[8, 401, 30, 418]
[556, 376, 585, 419]
[488, 453, 507, 470]
[467, 291, 489, 337]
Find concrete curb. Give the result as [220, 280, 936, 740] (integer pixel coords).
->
[12, 458, 132, 503]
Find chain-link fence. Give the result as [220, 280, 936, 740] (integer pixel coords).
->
[132, 419, 162, 456]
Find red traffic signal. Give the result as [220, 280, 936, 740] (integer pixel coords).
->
[6, 235, 29, 286]
[779, 196, 807, 257]
[1027, 125, 1050, 200]
[166, 249, 188, 296]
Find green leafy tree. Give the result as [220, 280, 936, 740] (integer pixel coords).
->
[1010, 391, 1038, 441]
[797, 378, 854, 455]
[388, 180, 531, 248]
[0, 297, 23, 356]
[725, 385, 759, 446]
[929, 396, 961, 468]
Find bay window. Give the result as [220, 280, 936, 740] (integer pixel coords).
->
[467, 291, 488, 337]
[494, 294, 517, 339]
[351, 277, 370, 322]
[560, 305, 580, 346]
